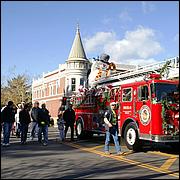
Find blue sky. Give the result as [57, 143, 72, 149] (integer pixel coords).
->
[1, 1, 179, 83]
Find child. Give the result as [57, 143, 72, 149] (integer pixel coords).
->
[57, 113, 65, 142]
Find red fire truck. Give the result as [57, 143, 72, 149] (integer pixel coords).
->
[70, 72, 179, 151]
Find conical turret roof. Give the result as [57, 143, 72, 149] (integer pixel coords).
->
[68, 25, 87, 61]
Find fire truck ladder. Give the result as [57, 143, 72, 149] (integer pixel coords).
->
[95, 56, 179, 86]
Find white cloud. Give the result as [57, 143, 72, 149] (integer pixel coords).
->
[84, 26, 163, 65]
[142, 1, 156, 14]
[118, 10, 132, 23]
[84, 31, 115, 53]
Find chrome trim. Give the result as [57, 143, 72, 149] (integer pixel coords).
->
[139, 133, 179, 142]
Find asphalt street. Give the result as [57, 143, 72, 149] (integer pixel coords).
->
[1, 127, 179, 179]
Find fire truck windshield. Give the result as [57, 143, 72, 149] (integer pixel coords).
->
[151, 83, 179, 103]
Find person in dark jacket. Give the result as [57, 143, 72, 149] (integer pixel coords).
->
[19, 104, 31, 145]
[41, 104, 50, 126]
[63, 103, 76, 141]
[37, 105, 49, 146]
[1, 101, 15, 146]
[30, 101, 40, 140]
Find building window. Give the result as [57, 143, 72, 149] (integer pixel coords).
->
[45, 87, 47, 97]
[34, 91, 36, 99]
[80, 78, 84, 86]
[39, 89, 42, 98]
[71, 78, 76, 91]
[42, 89, 44, 97]
[56, 80, 59, 95]
[51, 85, 53, 95]
[49, 84, 53, 96]
[37, 90, 39, 98]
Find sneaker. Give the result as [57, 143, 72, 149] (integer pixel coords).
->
[43, 143, 48, 146]
[104, 151, 111, 155]
[2, 143, 10, 147]
[30, 137, 33, 140]
[117, 152, 124, 156]
[2, 143, 6, 147]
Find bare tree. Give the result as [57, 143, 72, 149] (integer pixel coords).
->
[1, 74, 32, 107]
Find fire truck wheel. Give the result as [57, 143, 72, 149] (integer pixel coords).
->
[76, 120, 84, 139]
[124, 122, 141, 151]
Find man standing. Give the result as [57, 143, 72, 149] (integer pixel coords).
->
[1, 101, 15, 146]
[30, 101, 40, 140]
[19, 104, 31, 145]
[37, 106, 49, 146]
[41, 103, 50, 126]
[63, 103, 75, 141]
[104, 102, 123, 155]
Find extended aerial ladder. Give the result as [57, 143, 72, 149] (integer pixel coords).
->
[92, 56, 179, 88]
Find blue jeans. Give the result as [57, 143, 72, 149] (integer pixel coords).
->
[104, 128, 121, 153]
[3, 122, 13, 144]
[20, 123, 29, 143]
[38, 125, 48, 144]
[30, 122, 38, 138]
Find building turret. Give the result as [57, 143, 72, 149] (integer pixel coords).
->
[65, 24, 91, 95]
[67, 24, 87, 61]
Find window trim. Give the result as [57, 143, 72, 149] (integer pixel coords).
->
[122, 87, 132, 102]
[138, 85, 149, 101]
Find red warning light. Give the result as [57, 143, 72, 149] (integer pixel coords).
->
[62, 97, 67, 105]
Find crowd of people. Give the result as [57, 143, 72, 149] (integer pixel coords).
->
[1, 100, 76, 147]
[1, 100, 123, 155]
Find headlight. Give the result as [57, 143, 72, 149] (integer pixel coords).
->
[175, 114, 179, 118]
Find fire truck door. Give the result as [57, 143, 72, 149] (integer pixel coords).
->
[120, 87, 134, 118]
[136, 85, 151, 134]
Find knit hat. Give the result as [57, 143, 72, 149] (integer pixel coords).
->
[110, 102, 116, 106]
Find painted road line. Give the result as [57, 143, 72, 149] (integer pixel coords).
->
[88, 144, 104, 150]
[63, 142, 179, 178]
[160, 157, 178, 170]
[122, 150, 134, 156]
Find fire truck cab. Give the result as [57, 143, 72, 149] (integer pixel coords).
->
[118, 74, 179, 151]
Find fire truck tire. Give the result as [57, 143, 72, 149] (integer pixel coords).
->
[124, 122, 141, 151]
[76, 120, 84, 139]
